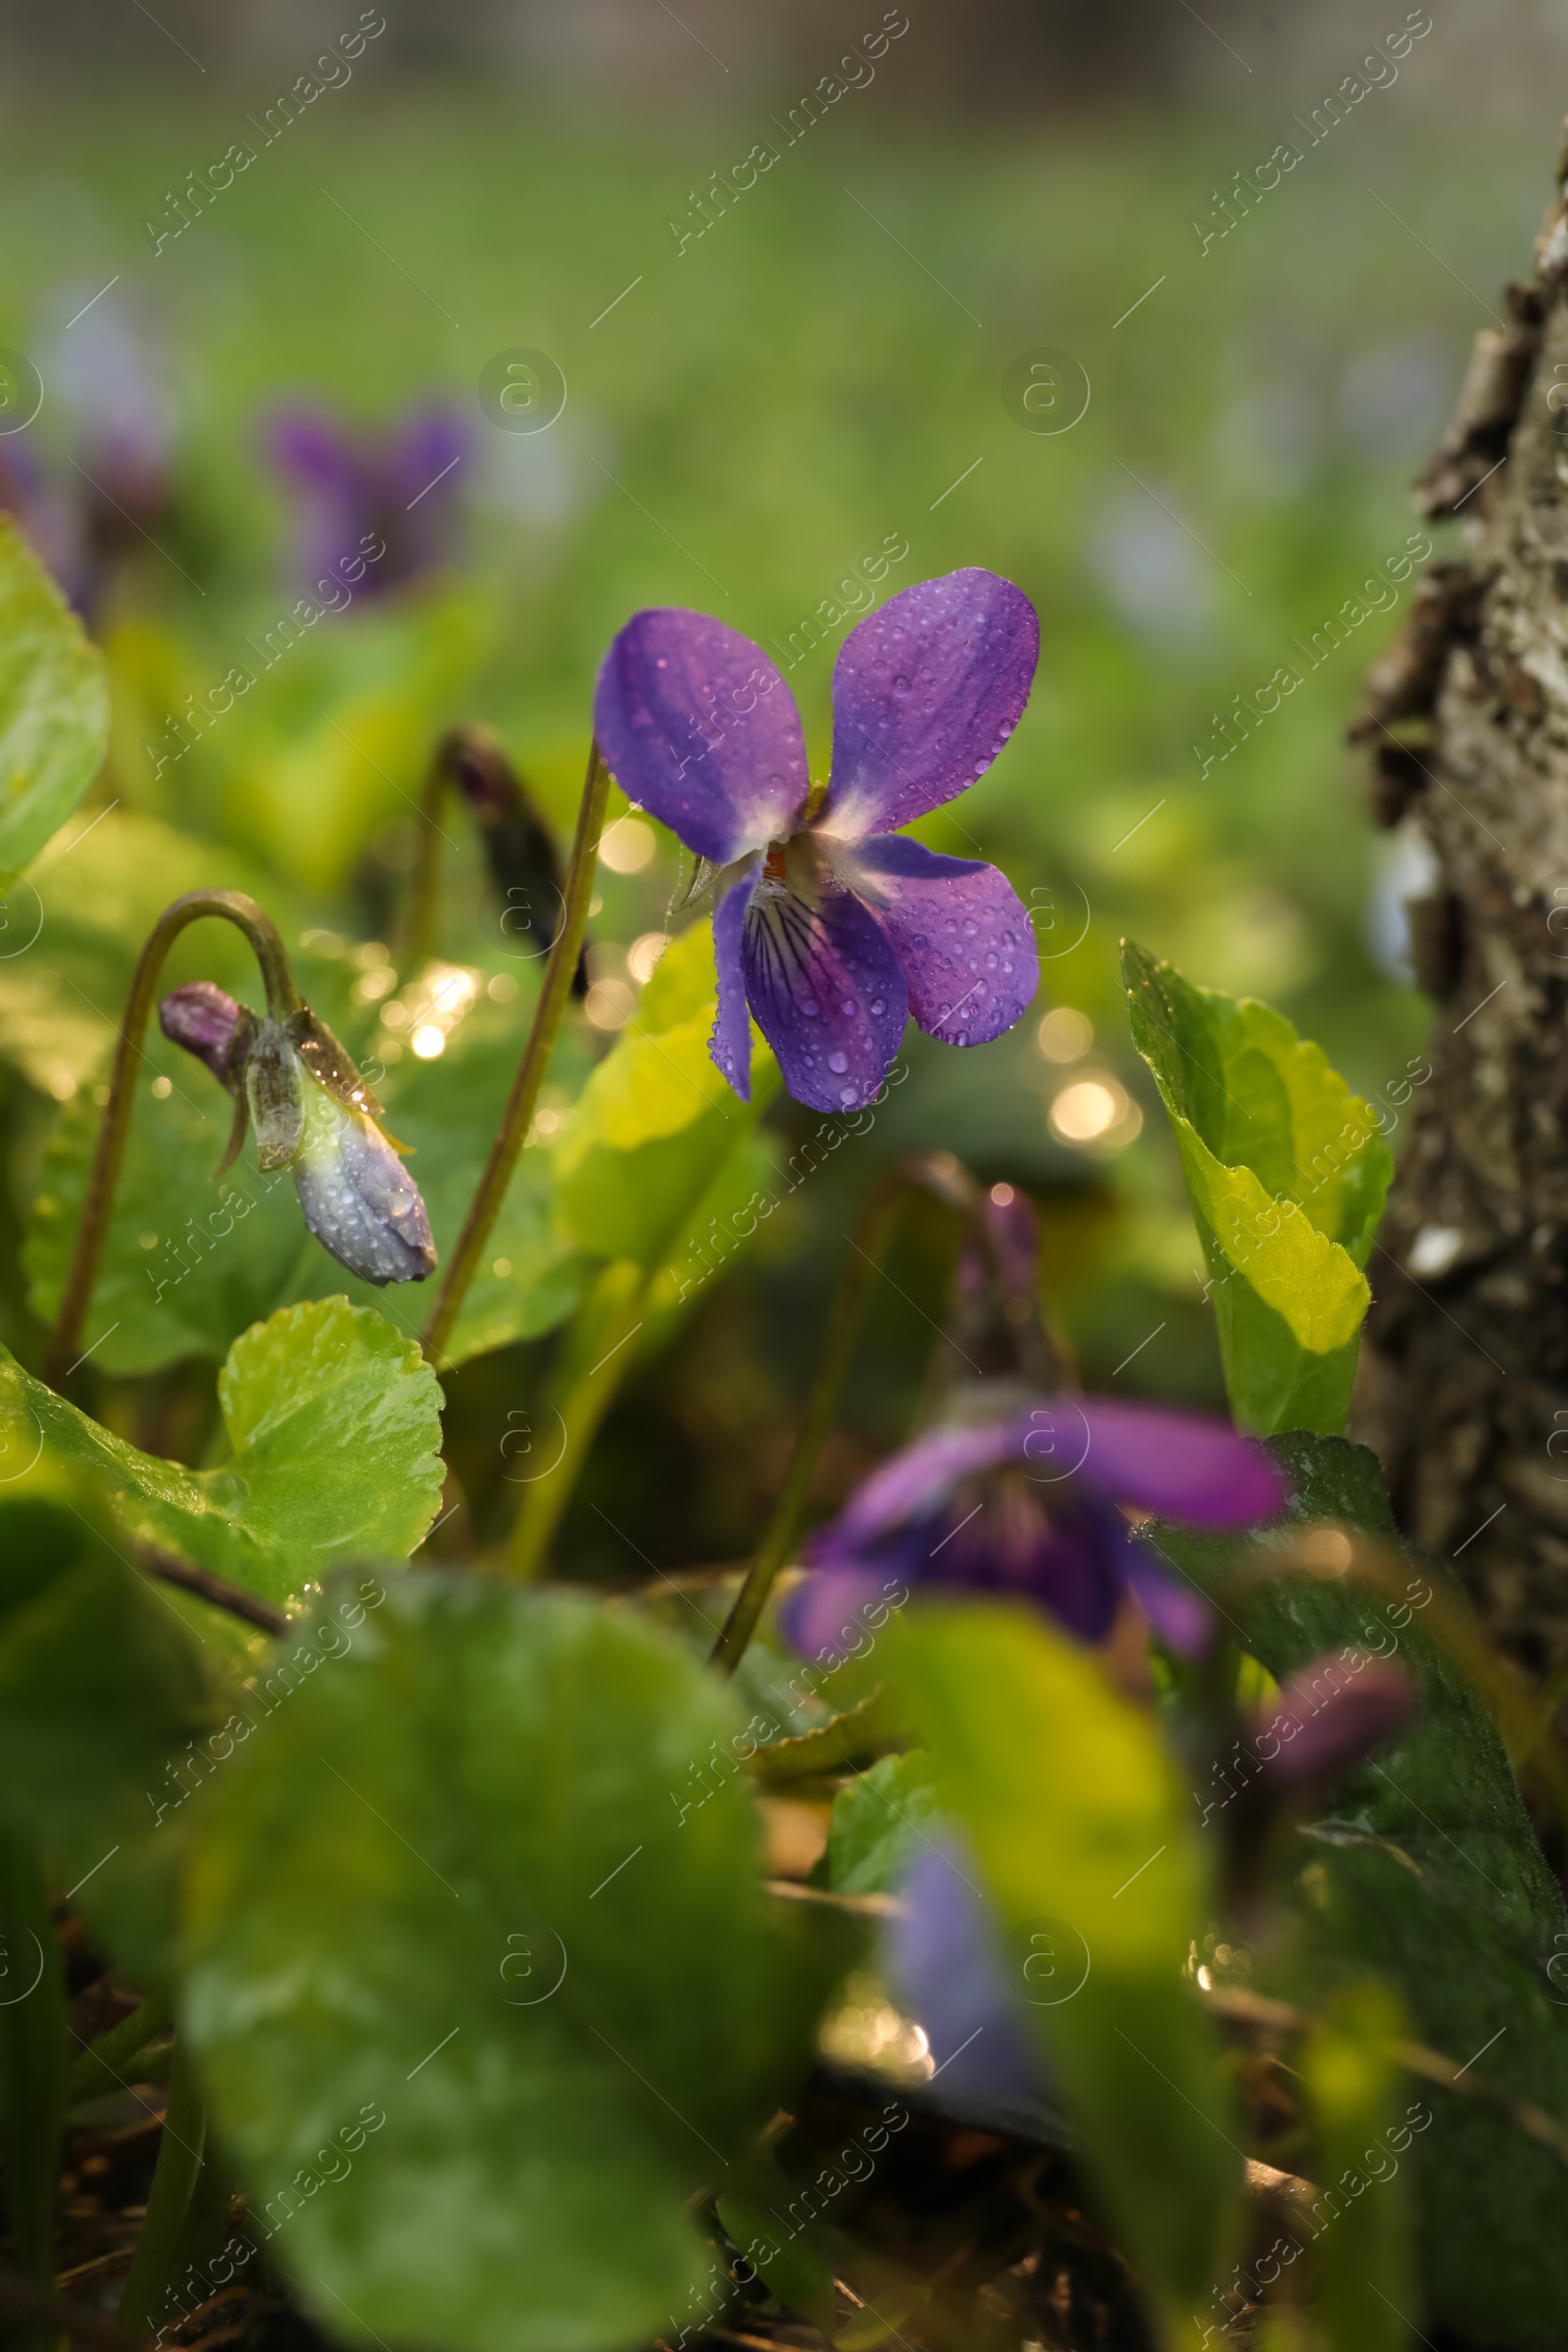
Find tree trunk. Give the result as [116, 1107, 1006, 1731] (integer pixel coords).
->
[1354, 118, 1568, 1678]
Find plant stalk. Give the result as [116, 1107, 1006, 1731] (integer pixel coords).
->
[42, 891, 302, 1391]
[710, 1162, 927, 1677]
[68, 1992, 174, 2106]
[420, 740, 609, 1362]
[502, 1257, 647, 1580]
[117, 2040, 207, 2341]
[0, 1825, 68, 2348]
[400, 730, 456, 974]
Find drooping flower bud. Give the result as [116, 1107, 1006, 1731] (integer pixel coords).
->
[291, 1080, 436, 1285]
[158, 988, 436, 1288]
[1256, 1657, 1414, 1797]
[159, 983, 252, 1089]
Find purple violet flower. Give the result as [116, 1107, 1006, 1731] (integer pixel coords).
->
[266, 401, 467, 596]
[592, 569, 1041, 1113]
[785, 1396, 1288, 1661]
[888, 1840, 1049, 2116]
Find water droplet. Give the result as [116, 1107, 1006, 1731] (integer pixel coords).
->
[802, 998, 819, 1016]
[870, 997, 886, 1015]
[963, 919, 978, 937]
[893, 673, 910, 691]
[840, 1086, 858, 1107]
[841, 998, 855, 1014]
[986, 954, 998, 969]
[828, 1051, 850, 1074]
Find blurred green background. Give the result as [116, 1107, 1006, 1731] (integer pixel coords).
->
[1, 0, 1562, 1573]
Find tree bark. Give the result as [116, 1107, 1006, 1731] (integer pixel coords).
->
[1355, 119, 1568, 1678]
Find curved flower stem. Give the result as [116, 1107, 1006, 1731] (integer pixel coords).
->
[117, 2040, 206, 2341]
[42, 892, 302, 1392]
[420, 740, 610, 1363]
[710, 1153, 966, 1679]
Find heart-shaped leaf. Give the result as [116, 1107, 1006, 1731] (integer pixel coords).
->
[0, 1298, 443, 1603]
[182, 1576, 853, 2352]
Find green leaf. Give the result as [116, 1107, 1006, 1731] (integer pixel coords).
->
[555, 919, 778, 1269]
[0, 1475, 219, 1979]
[182, 1576, 853, 2352]
[887, 1602, 1237, 2329]
[1122, 939, 1394, 1436]
[0, 1298, 444, 1604]
[0, 517, 109, 885]
[1158, 1432, 1568, 2346]
[822, 1753, 941, 1896]
[715, 2190, 837, 2335]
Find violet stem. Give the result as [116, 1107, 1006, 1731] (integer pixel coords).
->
[419, 740, 609, 1363]
[42, 892, 302, 1391]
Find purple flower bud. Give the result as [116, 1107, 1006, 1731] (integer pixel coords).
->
[159, 983, 247, 1088]
[1255, 1657, 1414, 1794]
[291, 1081, 436, 1286]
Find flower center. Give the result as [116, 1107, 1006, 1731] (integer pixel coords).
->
[762, 840, 790, 884]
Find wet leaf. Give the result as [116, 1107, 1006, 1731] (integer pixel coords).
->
[182, 1577, 852, 2352]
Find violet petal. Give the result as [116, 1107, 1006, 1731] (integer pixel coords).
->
[808, 1419, 1021, 1561]
[593, 610, 808, 865]
[710, 859, 759, 1101]
[1120, 1541, 1215, 1657]
[838, 833, 1038, 1046]
[1056, 1397, 1288, 1527]
[822, 569, 1039, 841]
[741, 872, 906, 1113]
[159, 982, 244, 1086]
[780, 1567, 901, 1664]
[888, 1841, 1047, 2109]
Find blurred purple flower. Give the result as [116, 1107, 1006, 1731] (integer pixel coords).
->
[593, 569, 1040, 1113]
[1256, 1655, 1414, 1794]
[785, 1396, 1287, 1661]
[265, 401, 467, 596]
[888, 1840, 1047, 2113]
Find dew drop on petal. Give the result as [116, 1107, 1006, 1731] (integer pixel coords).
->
[828, 1051, 850, 1073]
[870, 997, 886, 1015]
[840, 1086, 858, 1106]
[802, 998, 819, 1016]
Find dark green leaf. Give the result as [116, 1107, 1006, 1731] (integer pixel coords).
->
[1160, 1432, 1568, 2345]
[182, 1576, 853, 2352]
[0, 1475, 219, 1980]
